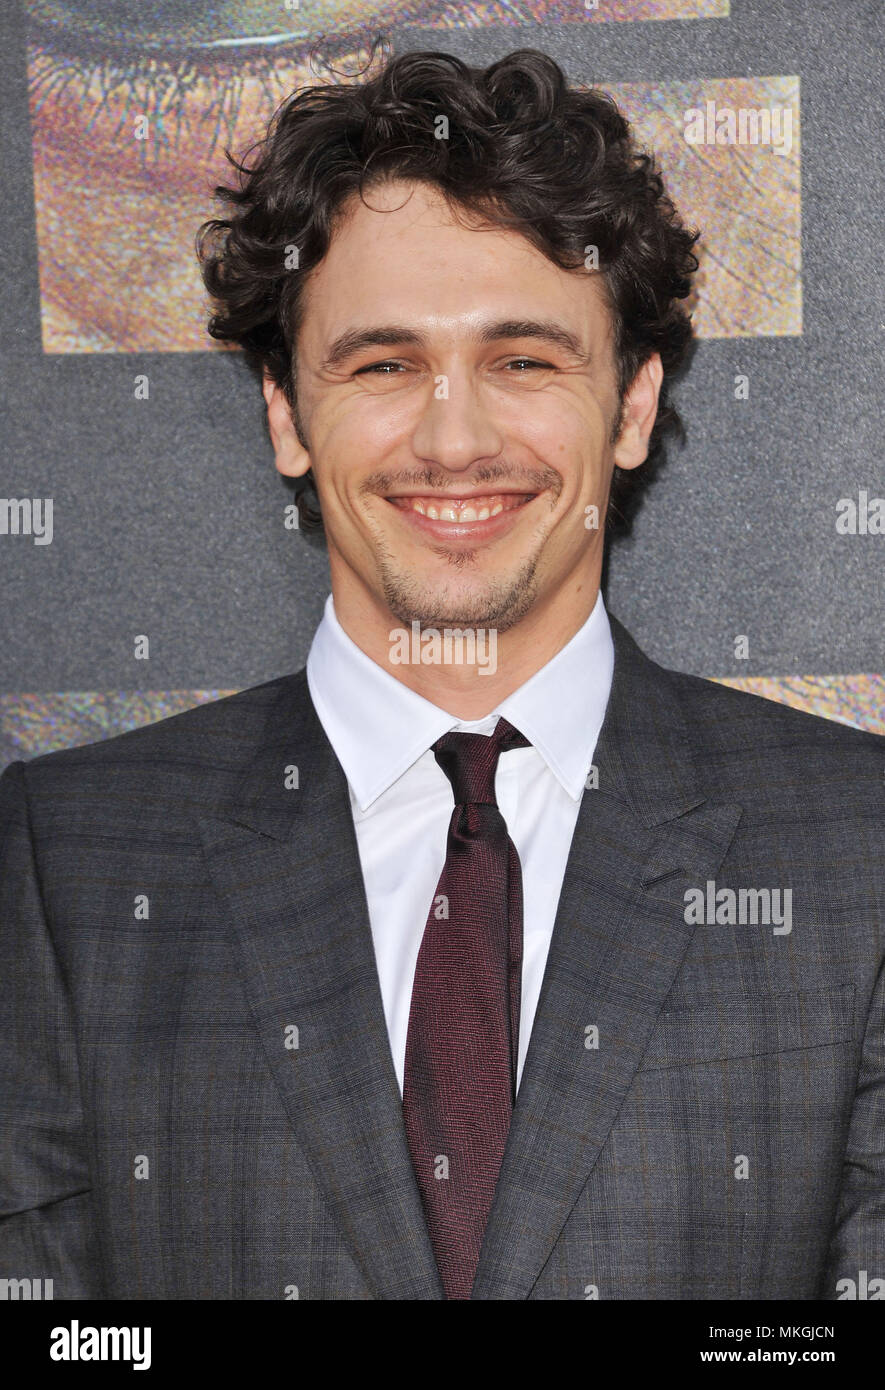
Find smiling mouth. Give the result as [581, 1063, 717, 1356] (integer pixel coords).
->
[385, 492, 537, 522]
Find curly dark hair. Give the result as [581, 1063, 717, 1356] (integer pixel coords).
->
[197, 41, 699, 536]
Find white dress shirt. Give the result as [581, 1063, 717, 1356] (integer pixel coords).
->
[306, 591, 614, 1095]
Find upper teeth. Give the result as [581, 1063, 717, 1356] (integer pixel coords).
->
[409, 498, 506, 520]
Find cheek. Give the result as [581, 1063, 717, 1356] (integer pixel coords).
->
[509, 388, 611, 460]
[312, 392, 417, 466]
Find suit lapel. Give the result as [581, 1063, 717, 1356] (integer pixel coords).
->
[195, 677, 443, 1300]
[470, 616, 743, 1299]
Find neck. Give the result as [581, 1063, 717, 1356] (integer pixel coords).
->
[330, 572, 602, 720]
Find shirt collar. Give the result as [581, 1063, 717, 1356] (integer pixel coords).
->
[306, 591, 614, 810]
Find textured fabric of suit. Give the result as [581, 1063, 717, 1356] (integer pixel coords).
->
[0, 614, 882, 1299]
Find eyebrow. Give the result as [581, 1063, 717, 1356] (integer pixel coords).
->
[321, 318, 590, 371]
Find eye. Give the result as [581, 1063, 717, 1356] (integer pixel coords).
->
[504, 358, 554, 372]
[27, 0, 317, 54]
[25, 0, 377, 172]
[354, 361, 406, 375]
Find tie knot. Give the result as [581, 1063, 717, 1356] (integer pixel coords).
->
[432, 717, 530, 806]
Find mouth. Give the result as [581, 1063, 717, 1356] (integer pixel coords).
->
[383, 490, 539, 540]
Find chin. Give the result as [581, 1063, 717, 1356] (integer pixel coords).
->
[381, 564, 540, 634]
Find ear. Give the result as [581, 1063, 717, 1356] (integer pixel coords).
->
[612, 353, 664, 472]
[262, 370, 312, 479]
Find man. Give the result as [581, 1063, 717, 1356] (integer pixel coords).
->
[1, 47, 882, 1301]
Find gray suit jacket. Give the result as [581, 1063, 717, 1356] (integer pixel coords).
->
[1, 615, 883, 1300]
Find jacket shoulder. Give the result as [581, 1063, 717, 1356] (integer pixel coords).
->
[663, 663, 885, 815]
[3, 671, 310, 827]
[670, 663, 883, 751]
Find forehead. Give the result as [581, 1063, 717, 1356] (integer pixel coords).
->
[297, 178, 614, 348]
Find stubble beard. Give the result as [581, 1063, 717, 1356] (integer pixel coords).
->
[377, 547, 542, 633]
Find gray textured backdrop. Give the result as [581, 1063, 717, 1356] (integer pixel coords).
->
[1, 0, 882, 701]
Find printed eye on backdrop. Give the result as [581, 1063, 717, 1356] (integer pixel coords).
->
[26, 0, 393, 349]
[28, 0, 384, 177]
[24, 0, 798, 355]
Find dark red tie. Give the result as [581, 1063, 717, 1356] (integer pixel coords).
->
[402, 716, 530, 1300]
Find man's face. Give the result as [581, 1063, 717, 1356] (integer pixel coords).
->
[266, 178, 660, 632]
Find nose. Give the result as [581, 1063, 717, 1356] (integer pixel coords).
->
[409, 369, 505, 475]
